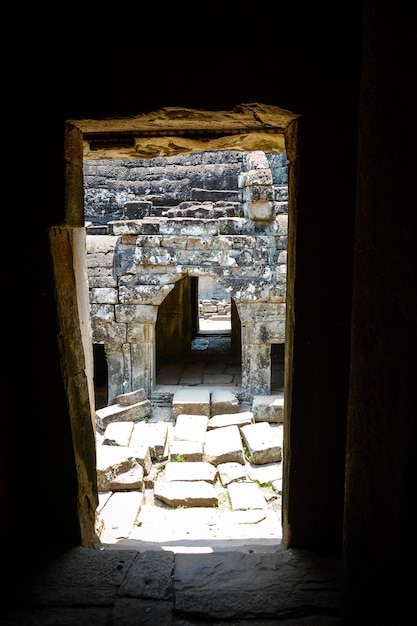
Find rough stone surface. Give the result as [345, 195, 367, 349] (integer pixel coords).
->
[154, 480, 219, 507]
[116, 388, 147, 406]
[252, 394, 284, 422]
[96, 400, 152, 430]
[203, 425, 245, 465]
[240, 422, 282, 465]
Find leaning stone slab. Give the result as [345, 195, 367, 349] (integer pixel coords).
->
[172, 388, 210, 421]
[207, 411, 253, 430]
[174, 414, 208, 443]
[227, 481, 268, 511]
[252, 394, 284, 423]
[130, 442, 152, 475]
[116, 388, 147, 406]
[154, 480, 218, 507]
[96, 399, 152, 430]
[164, 461, 217, 484]
[210, 390, 239, 416]
[240, 422, 282, 465]
[103, 421, 135, 447]
[169, 440, 203, 462]
[203, 425, 245, 465]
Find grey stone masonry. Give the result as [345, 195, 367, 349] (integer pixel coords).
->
[85, 150, 288, 402]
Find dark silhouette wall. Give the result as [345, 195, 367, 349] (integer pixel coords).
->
[4, 1, 416, 623]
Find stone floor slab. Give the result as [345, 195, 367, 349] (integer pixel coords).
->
[227, 481, 268, 511]
[173, 413, 208, 443]
[172, 388, 211, 420]
[164, 461, 217, 483]
[203, 424, 245, 465]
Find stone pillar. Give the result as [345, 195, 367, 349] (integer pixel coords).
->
[128, 322, 156, 397]
[238, 151, 275, 223]
[104, 343, 127, 405]
[241, 323, 271, 399]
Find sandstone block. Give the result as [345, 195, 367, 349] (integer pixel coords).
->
[116, 388, 147, 406]
[252, 395, 284, 423]
[96, 399, 152, 430]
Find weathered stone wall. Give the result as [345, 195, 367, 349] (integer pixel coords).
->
[85, 150, 288, 402]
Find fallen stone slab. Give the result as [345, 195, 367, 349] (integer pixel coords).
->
[116, 388, 147, 406]
[207, 410, 253, 430]
[227, 481, 268, 511]
[96, 399, 152, 430]
[245, 461, 282, 485]
[169, 440, 203, 462]
[163, 461, 217, 484]
[109, 464, 144, 491]
[252, 394, 284, 423]
[96, 446, 142, 492]
[217, 461, 247, 486]
[173, 413, 208, 443]
[130, 421, 169, 461]
[240, 422, 282, 465]
[102, 421, 135, 446]
[210, 390, 239, 416]
[172, 388, 210, 421]
[154, 480, 219, 507]
[203, 425, 245, 465]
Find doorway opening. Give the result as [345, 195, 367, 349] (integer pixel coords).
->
[60, 104, 299, 551]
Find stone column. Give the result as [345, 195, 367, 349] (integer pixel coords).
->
[238, 151, 275, 223]
[104, 343, 127, 405]
[128, 321, 156, 397]
[240, 323, 271, 400]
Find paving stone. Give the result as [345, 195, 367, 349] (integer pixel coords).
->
[172, 388, 211, 420]
[173, 413, 208, 443]
[164, 461, 217, 483]
[173, 550, 342, 620]
[245, 461, 282, 484]
[97, 491, 144, 542]
[203, 425, 245, 465]
[118, 551, 174, 600]
[210, 389, 239, 416]
[217, 461, 247, 486]
[130, 421, 169, 460]
[169, 440, 203, 461]
[207, 410, 253, 430]
[110, 598, 174, 625]
[102, 421, 135, 446]
[240, 422, 282, 465]
[154, 480, 219, 507]
[252, 394, 284, 423]
[227, 481, 268, 511]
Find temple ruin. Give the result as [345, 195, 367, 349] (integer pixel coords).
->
[85, 148, 288, 405]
